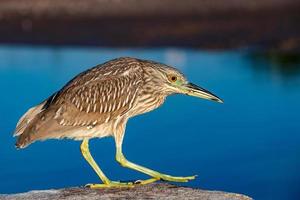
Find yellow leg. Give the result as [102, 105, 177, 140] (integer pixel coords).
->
[80, 139, 158, 188]
[115, 147, 196, 183]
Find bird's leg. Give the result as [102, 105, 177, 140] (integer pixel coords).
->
[81, 138, 145, 188]
[115, 143, 196, 183]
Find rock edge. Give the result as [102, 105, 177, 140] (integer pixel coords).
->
[0, 183, 252, 200]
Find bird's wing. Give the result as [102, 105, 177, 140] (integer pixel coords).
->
[48, 70, 143, 127]
[15, 58, 147, 146]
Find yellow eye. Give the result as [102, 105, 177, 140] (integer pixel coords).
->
[169, 75, 177, 82]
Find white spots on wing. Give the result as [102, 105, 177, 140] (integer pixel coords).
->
[112, 89, 117, 99]
[85, 95, 89, 104]
[124, 96, 129, 106]
[54, 107, 63, 119]
[71, 97, 76, 104]
[72, 121, 78, 126]
[116, 101, 122, 110]
[93, 104, 97, 112]
[129, 84, 139, 108]
[86, 104, 91, 113]
[108, 103, 112, 113]
[122, 70, 129, 76]
[92, 91, 97, 104]
[87, 125, 93, 129]
[111, 102, 116, 112]
[122, 96, 127, 107]
[59, 119, 65, 125]
[104, 103, 108, 113]
[74, 99, 79, 108]
[103, 71, 112, 76]
[100, 103, 103, 113]
[107, 93, 111, 103]
[79, 105, 84, 112]
[105, 116, 110, 123]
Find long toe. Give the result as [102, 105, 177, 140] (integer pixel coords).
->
[160, 174, 197, 182]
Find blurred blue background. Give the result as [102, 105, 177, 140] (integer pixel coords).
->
[0, 45, 300, 200]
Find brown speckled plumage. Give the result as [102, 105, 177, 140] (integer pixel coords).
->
[14, 57, 181, 148]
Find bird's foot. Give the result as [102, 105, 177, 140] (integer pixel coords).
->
[85, 178, 159, 188]
[158, 174, 197, 182]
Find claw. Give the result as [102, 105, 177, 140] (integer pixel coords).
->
[134, 180, 142, 184]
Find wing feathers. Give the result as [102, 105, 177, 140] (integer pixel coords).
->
[14, 57, 144, 147]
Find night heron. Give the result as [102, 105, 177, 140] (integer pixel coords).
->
[14, 57, 223, 188]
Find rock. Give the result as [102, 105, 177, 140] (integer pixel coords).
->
[0, 183, 252, 200]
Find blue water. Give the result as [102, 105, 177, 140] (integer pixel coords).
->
[0, 45, 300, 200]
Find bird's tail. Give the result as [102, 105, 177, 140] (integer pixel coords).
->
[14, 102, 46, 148]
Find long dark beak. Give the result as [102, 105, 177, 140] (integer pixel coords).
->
[182, 82, 223, 103]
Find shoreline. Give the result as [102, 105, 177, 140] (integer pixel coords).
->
[0, 0, 299, 51]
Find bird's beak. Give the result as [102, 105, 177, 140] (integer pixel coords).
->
[181, 82, 223, 103]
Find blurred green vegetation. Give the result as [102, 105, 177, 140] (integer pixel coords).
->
[248, 52, 300, 80]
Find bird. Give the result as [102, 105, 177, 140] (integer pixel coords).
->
[14, 57, 223, 188]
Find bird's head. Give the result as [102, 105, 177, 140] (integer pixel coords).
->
[143, 60, 223, 103]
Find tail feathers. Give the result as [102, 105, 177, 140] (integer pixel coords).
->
[14, 102, 46, 148]
[14, 102, 45, 137]
[15, 112, 49, 149]
[15, 124, 35, 149]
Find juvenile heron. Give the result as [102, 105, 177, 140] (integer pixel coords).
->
[14, 57, 222, 188]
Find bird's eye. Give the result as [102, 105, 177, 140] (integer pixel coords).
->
[168, 75, 177, 82]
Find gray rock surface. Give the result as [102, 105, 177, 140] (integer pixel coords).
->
[0, 183, 252, 200]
